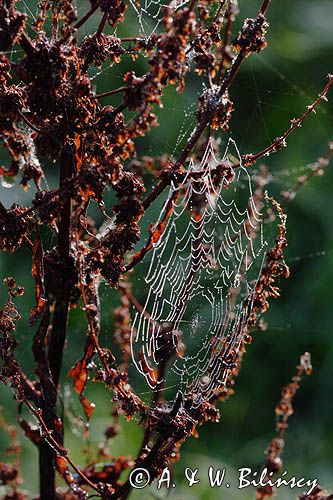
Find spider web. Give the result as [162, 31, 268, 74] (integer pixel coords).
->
[130, 139, 268, 407]
[127, 0, 192, 35]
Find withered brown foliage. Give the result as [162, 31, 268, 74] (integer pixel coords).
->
[0, 1, 332, 499]
[256, 352, 313, 500]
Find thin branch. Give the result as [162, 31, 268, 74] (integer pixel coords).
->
[23, 398, 100, 494]
[48, 145, 74, 387]
[240, 75, 333, 166]
[74, 3, 99, 30]
[142, 176, 171, 210]
[260, 0, 272, 16]
[120, 37, 141, 42]
[111, 437, 167, 500]
[96, 12, 108, 38]
[142, 75, 332, 215]
[95, 85, 127, 99]
[211, 0, 227, 25]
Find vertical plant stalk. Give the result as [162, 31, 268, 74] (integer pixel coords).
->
[39, 144, 74, 500]
[48, 144, 74, 385]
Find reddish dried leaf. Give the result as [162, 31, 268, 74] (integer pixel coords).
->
[69, 341, 94, 394]
[80, 395, 96, 421]
[18, 419, 40, 446]
[69, 340, 96, 422]
[139, 351, 158, 387]
[128, 191, 178, 269]
[56, 456, 67, 476]
[29, 235, 47, 326]
[81, 457, 131, 485]
[0, 164, 19, 178]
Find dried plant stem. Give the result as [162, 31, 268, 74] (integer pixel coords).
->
[256, 353, 312, 500]
[39, 144, 74, 500]
[48, 145, 74, 386]
[74, 3, 99, 30]
[96, 85, 128, 99]
[111, 437, 167, 499]
[260, 0, 272, 16]
[96, 12, 108, 38]
[23, 398, 100, 494]
[217, 4, 234, 80]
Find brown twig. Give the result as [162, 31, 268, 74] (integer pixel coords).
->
[241, 76, 333, 166]
[95, 85, 128, 99]
[74, 3, 99, 30]
[23, 398, 100, 494]
[256, 353, 313, 500]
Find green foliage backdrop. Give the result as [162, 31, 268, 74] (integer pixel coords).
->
[0, 1, 332, 498]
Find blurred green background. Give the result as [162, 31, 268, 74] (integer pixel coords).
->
[1, 0, 333, 498]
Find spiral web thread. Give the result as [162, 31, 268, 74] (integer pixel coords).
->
[130, 139, 269, 407]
